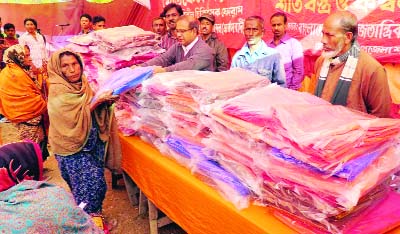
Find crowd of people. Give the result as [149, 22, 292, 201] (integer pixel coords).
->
[0, 2, 394, 232]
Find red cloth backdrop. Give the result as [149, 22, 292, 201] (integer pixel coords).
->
[1, 0, 399, 65]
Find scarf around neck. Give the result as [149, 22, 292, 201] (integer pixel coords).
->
[315, 41, 360, 106]
[47, 49, 94, 155]
[47, 49, 112, 156]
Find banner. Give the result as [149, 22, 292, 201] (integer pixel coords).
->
[150, 0, 400, 63]
[0, 0, 398, 63]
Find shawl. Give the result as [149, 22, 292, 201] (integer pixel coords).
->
[0, 141, 43, 192]
[0, 180, 103, 233]
[0, 45, 46, 122]
[47, 49, 112, 156]
[315, 41, 360, 106]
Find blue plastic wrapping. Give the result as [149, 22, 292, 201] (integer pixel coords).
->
[92, 66, 153, 104]
[270, 146, 387, 181]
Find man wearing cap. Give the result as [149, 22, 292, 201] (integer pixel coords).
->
[198, 13, 228, 72]
[138, 15, 215, 73]
[159, 3, 184, 50]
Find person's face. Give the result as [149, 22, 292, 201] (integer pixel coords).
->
[165, 7, 180, 30]
[60, 55, 82, 83]
[321, 17, 351, 58]
[270, 16, 286, 39]
[200, 19, 213, 36]
[176, 19, 197, 46]
[152, 19, 166, 35]
[24, 20, 36, 33]
[244, 19, 263, 46]
[5, 28, 16, 38]
[23, 47, 33, 67]
[80, 17, 91, 30]
[93, 21, 106, 31]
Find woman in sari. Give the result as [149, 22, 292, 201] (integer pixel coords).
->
[0, 141, 102, 233]
[47, 48, 118, 228]
[0, 44, 48, 158]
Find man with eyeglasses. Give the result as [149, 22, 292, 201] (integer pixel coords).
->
[231, 16, 286, 87]
[139, 15, 214, 73]
[159, 3, 183, 50]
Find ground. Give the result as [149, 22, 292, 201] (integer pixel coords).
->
[0, 121, 185, 234]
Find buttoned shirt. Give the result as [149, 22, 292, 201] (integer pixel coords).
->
[182, 37, 199, 56]
[18, 32, 47, 68]
[160, 30, 177, 50]
[268, 34, 304, 90]
[231, 40, 286, 87]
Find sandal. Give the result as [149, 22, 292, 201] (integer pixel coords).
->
[91, 213, 110, 234]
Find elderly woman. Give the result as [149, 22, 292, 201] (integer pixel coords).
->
[0, 141, 102, 233]
[47, 48, 118, 227]
[0, 44, 48, 158]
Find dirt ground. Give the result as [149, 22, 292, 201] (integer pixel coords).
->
[0, 121, 185, 234]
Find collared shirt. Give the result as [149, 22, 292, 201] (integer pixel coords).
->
[203, 32, 229, 72]
[160, 30, 177, 50]
[268, 34, 304, 90]
[18, 31, 47, 68]
[142, 38, 215, 72]
[231, 40, 286, 87]
[78, 29, 93, 35]
[182, 37, 198, 56]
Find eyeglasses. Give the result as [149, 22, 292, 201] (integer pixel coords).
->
[176, 28, 193, 34]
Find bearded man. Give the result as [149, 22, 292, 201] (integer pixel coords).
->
[313, 11, 391, 117]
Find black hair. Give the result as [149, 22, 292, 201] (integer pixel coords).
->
[3, 23, 15, 31]
[24, 18, 38, 29]
[80, 13, 92, 22]
[92, 15, 105, 24]
[160, 3, 183, 17]
[270, 12, 287, 24]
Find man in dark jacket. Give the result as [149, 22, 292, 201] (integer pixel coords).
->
[198, 13, 228, 72]
[140, 15, 215, 73]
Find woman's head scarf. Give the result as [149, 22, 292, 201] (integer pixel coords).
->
[0, 141, 43, 192]
[0, 44, 46, 122]
[3, 44, 28, 69]
[47, 48, 112, 157]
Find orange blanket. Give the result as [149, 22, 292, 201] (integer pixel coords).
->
[0, 63, 46, 123]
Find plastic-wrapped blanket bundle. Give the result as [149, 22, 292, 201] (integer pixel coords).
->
[212, 84, 400, 172]
[273, 188, 400, 234]
[162, 134, 251, 210]
[65, 25, 162, 89]
[138, 69, 270, 141]
[205, 84, 400, 233]
[115, 89, 141, 136]
[200, 115, 265, 197]
[90, 67, 153, 135]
